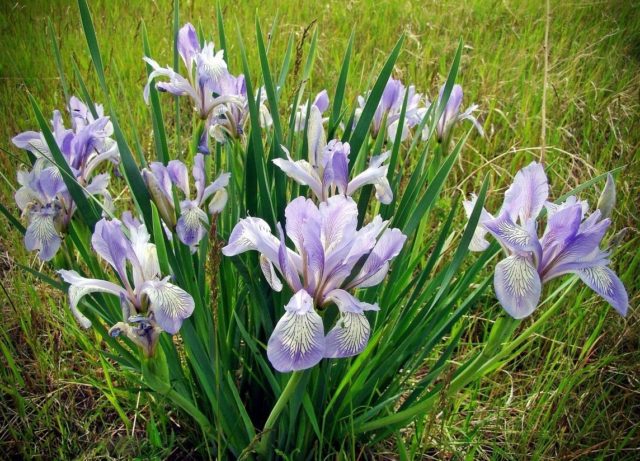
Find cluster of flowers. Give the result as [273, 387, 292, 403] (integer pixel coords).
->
[13, 97, 119, 260]
[144, 23, 272, 153]
[12, 21, 628, 373]
[13, 97, 231, 354]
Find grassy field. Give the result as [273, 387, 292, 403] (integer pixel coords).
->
[0, 0, 638, 458]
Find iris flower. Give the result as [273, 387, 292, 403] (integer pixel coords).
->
[426, 84, 483, 144]
[12, 97, 119, 260]
[142, 153, 230, 251]
[206, 72, 273, 146]
[59, 215, 195, 356]
[355, 77, 425, 141]
[222, 195, 406, 372]
[273, 106, 393, 204]
[465, 162, 628, 318]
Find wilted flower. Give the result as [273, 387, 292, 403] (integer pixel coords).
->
[427, 84, 483, 144]
[59, 215, 195, 356]
[293, 89, 329, 132]
[12, 97, 119, 260]
[274, 106, 393, 204]
[222, 195, 406, 372]
[465, 162, 628, 318]
[142, 153, 230, 251]
[355, 77, 424, 141]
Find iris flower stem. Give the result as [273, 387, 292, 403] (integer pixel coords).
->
[256, 370, 306, 455]
[356, 279, 575, 433]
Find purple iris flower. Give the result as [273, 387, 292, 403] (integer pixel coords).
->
[356, 78, 424, 141]
[142, 153, 230, 252]
[427, 84, 483, 144]
[465, 162, 628, 319]
[143, 23, 245, 121]
[274, 106, 393, 204]
[222, 195, 406, 372]
[12, 97, 119, 260]
[59, 215, 195, 356]
[293, 90, 330, 132]
[207, 72, 273, 145]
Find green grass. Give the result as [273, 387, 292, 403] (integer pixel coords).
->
[1, 0, 638, 458]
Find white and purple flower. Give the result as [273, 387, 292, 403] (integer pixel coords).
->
[427, 83, 483, 144]
[274, 106, 393, 204]
[59, 215, 195, 356]
[142, 153, 229, 252]
[355, 77, 425, 142]
[222, 195, 406, 372]
[12, 97, 119, 260]
[465, 162, 628, 319]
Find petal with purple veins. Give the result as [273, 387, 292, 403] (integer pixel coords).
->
[493, 254, 541, 319]
[267, 290, 325, 372]
[141, 279, 195, 334]
[575, 265, 628, 316]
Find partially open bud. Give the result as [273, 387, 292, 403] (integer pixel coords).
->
[597, 173, 616, 219]
[143, 168, 176, 228]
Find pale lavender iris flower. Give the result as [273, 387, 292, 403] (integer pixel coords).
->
[143, 23, 243, 120]
[465, 162, 628, 319]
[142, 153, 230, 251]
[206, 72, 273, 146]
[12, 97, 119, 260]
[355, 77, 424, 141]
[222, 195, 406, 372]
[59, 215, 195, 356]
[273, 106, 393, 204]
[426, 84, 483, 144]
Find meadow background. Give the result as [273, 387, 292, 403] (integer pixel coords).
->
[0, 0, 638, 458]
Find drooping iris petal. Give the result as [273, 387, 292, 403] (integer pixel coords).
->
[493, 254, 542, 319]
[140, 279, 195, 334]
[143, 57, 198, 104]
[24, 208, 61, 261]
[221, 216, 281, 264]
[501, 161, 548, 224]
[58, 269, 128, 328]
[347, 151, 393, 204]
[575, 265, 628, 316]
[484, 213, 540, 255]
[176, 203, 208, 249]
[201, 172, 230, 204]
[267, 290, 325, 372]
[323, 289, 379, 359]
[272, 148, 323, 198]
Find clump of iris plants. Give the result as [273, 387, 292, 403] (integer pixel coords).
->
[3, 1, 630, 457]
